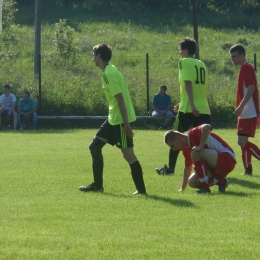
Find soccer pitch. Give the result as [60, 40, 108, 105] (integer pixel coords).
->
[1, 129, 260, 259]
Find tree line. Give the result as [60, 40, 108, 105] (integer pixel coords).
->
[15, 0, 260, 14]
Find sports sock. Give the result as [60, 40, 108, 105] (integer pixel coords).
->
[130, 160, 146, 194]
[241, 142, 251, 170]
[193, 160, 210, 191]
[208, 178, 226, 186]
[93, 159, 104, 188]
[169, 149, 179, 172]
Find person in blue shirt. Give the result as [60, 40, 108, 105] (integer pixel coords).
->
[152, 85, 174, 129]
[17, 91, 37, 129]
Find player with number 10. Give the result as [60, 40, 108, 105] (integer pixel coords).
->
[156, 38, 211, 191]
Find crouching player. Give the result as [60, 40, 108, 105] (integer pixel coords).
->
[163, 124, 236, 193]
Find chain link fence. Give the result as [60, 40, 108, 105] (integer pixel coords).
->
[0, 44, 258, 128]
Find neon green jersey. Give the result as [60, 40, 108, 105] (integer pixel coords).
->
[178, 57, 210, 114]
[102, 64, 136, 125]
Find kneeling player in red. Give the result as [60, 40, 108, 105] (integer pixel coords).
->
[163, 124, 236, 194]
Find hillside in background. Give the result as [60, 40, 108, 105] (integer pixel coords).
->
[0, 1, 259, 127]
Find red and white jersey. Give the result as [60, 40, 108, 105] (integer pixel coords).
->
[183, 125, 236, 166]
[236, 62, 259, 119]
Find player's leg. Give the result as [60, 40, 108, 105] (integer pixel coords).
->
[121, 147, 146, 195]
[167, 113, 191, 172]
[191, 149, 218, 192]
[163, 111, 173, 127]
[156, 112, 191, 175]
[88, 137, 106, 189]
[238, 117, 260, 175]
[79, 120, 109, 192]
[118, 124, 146, 195]
[208, 152, 236, 192]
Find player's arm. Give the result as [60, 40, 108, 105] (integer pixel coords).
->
[235, 85, 255, 117]
[173, 103, 180, 113]
[185, 81, 200, 117]
[115, 93, 133, 138]
[192, 124, 211, 152]
[178, 165, 192, 191]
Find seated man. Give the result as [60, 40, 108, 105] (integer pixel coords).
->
[0, 84, 17, 130]
[152, 85, 174, 129]
[17, 91, 37, 130]
[163, 124, 236, 193]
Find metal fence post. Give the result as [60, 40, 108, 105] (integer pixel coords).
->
[38, 53, 42, 114]
[146, 53, 150, 115]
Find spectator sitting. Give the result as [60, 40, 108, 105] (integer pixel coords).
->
[152, 85, 174, 129]
[17, 91, 37, 130]
[0, 84, 17, 130]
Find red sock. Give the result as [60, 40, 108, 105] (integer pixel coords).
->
[241, 142, 252, 170]
[246, 141, 260, 160]
[208, 178, 225, 186]
[194, 160, 210, 191]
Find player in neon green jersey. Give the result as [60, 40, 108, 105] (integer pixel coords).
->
[156, 38, 211, 191]
[79, 43, 146, 195]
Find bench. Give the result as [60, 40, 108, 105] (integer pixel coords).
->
[36, 115, 158, 128]
[36, 115, 176, 129]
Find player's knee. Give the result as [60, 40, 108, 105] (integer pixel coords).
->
[238, 139, 247, 147]
[89, 138, 105, 161]
[188, 173, 200, 188]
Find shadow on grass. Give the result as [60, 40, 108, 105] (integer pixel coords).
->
[104, 192, 195, 208]
[147, 194, 195, 208]
[228, 177, 260, 189]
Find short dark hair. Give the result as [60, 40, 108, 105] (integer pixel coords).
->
[160, 85, 167, 91]
[24, 91, 30, 97]
[229, 44, 245, 56]
[93, 43, 112, 62]
[179, 38, 197, 55]
[3, 84, 10, 90]
[164, 130, 181, 144]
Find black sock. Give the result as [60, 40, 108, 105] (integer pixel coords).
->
[130, 160, 146, 193]
[93, 160, 104, 188]
[169, 149, 179, 172]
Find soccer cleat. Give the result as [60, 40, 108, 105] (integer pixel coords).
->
[241, 172, 253, 176]
[218, 178, 230, 193]
[241, 167, 253, 176]
[156, 164, 174, 175]
[79, 183, 104, 192]
[197, 188, 211, 194]
[133, 190, 147, 195]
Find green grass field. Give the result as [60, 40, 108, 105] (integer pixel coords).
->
[1, 128, 260, 259]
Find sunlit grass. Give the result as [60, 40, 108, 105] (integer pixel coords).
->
[1, 128, 260, 259]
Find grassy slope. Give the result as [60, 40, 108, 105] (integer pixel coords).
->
[1, 4, 260, 125]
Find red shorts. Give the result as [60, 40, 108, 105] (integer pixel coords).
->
[208, 152, 236, 180]
[237, 117, 257, 137]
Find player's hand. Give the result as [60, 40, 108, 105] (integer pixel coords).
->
[235, 105, 243, 117]
[191, 105, 200, 117]
[191, 146, 203, 152]
[124, 123, 134, 138]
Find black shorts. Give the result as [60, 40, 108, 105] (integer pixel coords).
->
[96, 119, 134, 148]
[174, 112, 211, 133]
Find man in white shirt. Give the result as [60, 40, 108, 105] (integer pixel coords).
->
[0, 84, 17, 130]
